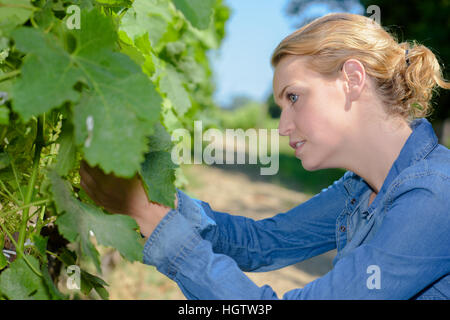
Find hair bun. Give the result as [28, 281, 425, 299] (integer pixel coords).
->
[397, 41, 450, 120]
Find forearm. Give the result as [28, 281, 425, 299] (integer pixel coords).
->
[142, 205, 279, 299]
[199, 200, 335, 272]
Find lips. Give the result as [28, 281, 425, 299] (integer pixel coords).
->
[289, 139, 306, 150]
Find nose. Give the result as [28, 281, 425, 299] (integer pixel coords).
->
[278, 108, 294, 137]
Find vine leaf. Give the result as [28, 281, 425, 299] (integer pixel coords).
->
[11, 27, 81, 121]
[55, 121, 77, 177]
[159, 65, 191, 117]
[79, 269, 109, 300]
[58, 247, 109, 299]
[12, 8, 163, 177]
[172, 0, 215, 30]
[40, 264, 66, 300]
[0, 0, 34, 35]
[120, 0, 172, 48]
[139, 123, 178, 208]
[0, 256, 51, 300]
[48, 170, 144, 273]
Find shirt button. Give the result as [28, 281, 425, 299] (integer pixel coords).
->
[350, 198, 356, 205]
[339, 225, 346, 232]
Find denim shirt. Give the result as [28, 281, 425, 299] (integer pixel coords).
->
[143, 118, 450, 299]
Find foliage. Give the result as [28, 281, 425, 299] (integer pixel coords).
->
[217, 101, 272, 130]
[0, 0, 229, 299]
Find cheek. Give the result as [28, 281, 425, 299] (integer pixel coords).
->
[300, 119, 346, 171]
[291, 102, 337, 145]
[295, 85, 349, 170]
[309, 86, 348, 142]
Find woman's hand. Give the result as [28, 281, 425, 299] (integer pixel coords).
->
[79, 160, 177, 238]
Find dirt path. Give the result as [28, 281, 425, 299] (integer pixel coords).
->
[105, 164, 336, 299]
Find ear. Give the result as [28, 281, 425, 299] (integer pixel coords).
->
[341, 59, 366, 101]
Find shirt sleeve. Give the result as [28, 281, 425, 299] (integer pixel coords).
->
[171, 172, 349, 272]
[143, 173, 450, 299]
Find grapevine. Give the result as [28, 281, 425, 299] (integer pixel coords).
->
[0, 0, 229, 299]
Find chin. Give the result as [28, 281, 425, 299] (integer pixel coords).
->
[301, 154, 332, 172]
[301, 159, 321, 172]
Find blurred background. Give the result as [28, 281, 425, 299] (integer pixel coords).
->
[99, 0, 450, 299]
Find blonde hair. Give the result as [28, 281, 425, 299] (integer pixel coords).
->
[271, 13, 450, 124]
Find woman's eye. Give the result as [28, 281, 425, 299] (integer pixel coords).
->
[287, 93, 298, 104]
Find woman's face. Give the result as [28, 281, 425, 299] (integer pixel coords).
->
[273, 55, 356, 171]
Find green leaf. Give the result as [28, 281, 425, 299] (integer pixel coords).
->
[55, 121, 77, 177]
[58, 247, 77, 266]
[172, 0, 215, 30]
[0, 252, 7, 270]
[31, 234, 48, 263]
[147, 121, 174, 152]
[177, 56, 207, 85]
[140, 150, 178, 208]
[40, 264, 66, 300]
[72, 67, 160, 177]
[159, 65, 191, 117]
[95, 0, 131, 6]
[0, 151, 10, 170]
[0, 256, 50, 300]
[0, 0, 34, 35]
[80, 269, 109, 300]
[69, 9, 162, 177]
[0, 105, 9, 125]
[120, 0, 172, 48]
[12, 8, 163, 177]
[140, 122, 178, 208]
[49, 170, 144, 273]
[11, 27, 81, 121]
[57, 247, 108, 299]
[140, 123, 179, 208]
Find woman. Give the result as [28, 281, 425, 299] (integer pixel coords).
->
[79, 13, 450, 299]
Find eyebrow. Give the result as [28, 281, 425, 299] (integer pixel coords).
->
[277, 84, 292, 100]
[275, 82, 298, 107]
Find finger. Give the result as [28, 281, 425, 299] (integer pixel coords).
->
[80, 178, 109, 208]
[79, 176, 95, 197]
[81, 160, 117, 186]
[79, 163, 99, 191]
[80, 160, 103, 179]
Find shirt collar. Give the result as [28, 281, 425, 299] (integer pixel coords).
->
[344, 117, 439, 200]
[387, 117, 438, 176]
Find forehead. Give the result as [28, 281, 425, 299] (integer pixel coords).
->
[273, 55, 315, 95]
[273, 56, 315, 84]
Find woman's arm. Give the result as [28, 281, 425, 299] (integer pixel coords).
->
[190, 172, 348, 271]
[80, 160, 350, 273]
[145, 172, 450, 299]
[79, 160, 176, 237]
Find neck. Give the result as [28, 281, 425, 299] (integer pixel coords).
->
[346, 117, 413, 194]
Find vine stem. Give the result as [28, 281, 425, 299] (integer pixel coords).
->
[16, 115, 45, 259]
[0, 223, 42, 277]
[0, 198, 50, 217]
[0, 178, 20, 206]
[0, 70, 20, 82]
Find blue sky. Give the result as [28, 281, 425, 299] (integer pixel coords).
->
[208, 0, 293, 108]
[208, 0, 364, 108]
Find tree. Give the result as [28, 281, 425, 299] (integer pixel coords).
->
[285, 0, 363, 27]
[266, 93, 281, 119]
